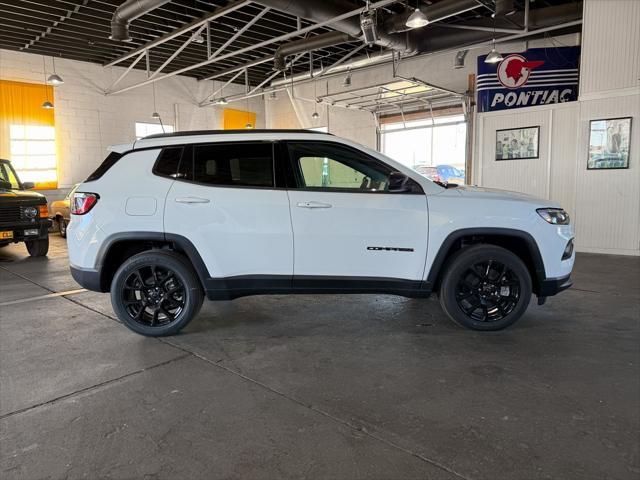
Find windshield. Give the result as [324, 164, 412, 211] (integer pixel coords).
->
[0, 162, 21, 189]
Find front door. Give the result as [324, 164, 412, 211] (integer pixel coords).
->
[285, 141, 428, 284]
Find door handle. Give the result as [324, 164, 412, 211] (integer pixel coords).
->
[297, 201, 332, 209]
[175, 197, 210, 204]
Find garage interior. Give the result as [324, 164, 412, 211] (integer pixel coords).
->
[0, 0, 639, 479]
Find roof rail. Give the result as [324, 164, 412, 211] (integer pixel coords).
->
[142, 129, 332, 140]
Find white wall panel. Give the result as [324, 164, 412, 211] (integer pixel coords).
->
[579, 0, 640, 96]
[573, 94, 640, 254]
[476, 107, 555, 200]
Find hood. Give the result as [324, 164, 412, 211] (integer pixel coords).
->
[447, 185, 560, 207]
[0, 188, 47, 203]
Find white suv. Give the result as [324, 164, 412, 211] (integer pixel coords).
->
[68, 130, 574, 336]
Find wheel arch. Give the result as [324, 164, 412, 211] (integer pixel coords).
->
[426, 228, 546, 294]
[95, 232, 210, 292]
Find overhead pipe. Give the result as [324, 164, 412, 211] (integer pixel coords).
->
[110, 0, 173, 42]
[273, 31, 352, 71]
[253, 0, 413, 52]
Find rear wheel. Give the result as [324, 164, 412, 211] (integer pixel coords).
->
[25, 237, 49, 257]
[439, 245, 532, 331]
[110, 250, 204, 336]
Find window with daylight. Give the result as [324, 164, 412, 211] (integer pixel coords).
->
[9, 125, 57, 188]
[135, 122, 174, 139]
[1, 79, 57, 189]
[380, 114, 467, 183]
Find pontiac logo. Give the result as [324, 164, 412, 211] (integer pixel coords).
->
[497, 54, 545, 89]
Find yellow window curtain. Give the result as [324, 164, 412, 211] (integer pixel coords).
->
[0, 80, 57, 189]
[223, 108, 256, 130]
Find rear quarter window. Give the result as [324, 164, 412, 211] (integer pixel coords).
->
[85, 151, 124, 182]
[152, 147, 184, 178]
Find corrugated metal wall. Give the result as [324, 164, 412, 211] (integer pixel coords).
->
[473, 0, 639, 256]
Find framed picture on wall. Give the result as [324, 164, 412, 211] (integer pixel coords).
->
[495, 126, 540, 160]
[588, 117, 632, 170]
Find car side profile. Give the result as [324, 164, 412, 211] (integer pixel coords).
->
[68, 130, 574, 336]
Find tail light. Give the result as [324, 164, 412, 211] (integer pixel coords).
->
[71, 192, 99, 215]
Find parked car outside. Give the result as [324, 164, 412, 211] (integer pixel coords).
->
[413, 164, 465, 184]
[436, 165, 465, 184]
[0, 158, 51, 256]
[68, 130, 574, 336]
[50, 184, 79, 238]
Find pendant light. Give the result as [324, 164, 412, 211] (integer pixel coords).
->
[484, 14, 503, 64]
[151, 82, 160, 119]
[41, 56, 54, 109]
[47, 56, 64, 86]
[311, 79, 319, 120]
[405, 1, 428, 30]
[245, 97, 253, 129]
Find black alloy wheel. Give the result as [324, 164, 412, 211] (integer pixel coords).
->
[439, 245, 532, 331]
[454, 259, 521, 323]
[122, 265, 186, 327]
[111, 251, 203, 336]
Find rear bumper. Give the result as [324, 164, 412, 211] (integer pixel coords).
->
[70, 265, 103, 292]
[538, 274, 572, 297]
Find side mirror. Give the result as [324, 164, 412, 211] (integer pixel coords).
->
[388, 171, 411, 193]
[22, 181, 35, 190]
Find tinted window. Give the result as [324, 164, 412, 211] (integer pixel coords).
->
[153, 147, 184, 178]
[288, 142, 393, 191]
[193, 142, 273, 187]
[85, 151, 123, 182]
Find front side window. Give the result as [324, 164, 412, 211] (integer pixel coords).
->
[0, 162, 21, 189]
[288, 142, 393, 192]
[192, 142, 274, 188]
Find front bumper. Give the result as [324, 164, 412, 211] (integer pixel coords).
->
[538, 274, 573, 297]
[0, 220, 51, 245]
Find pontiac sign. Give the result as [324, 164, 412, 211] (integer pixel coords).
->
[477, 46, 580, 112]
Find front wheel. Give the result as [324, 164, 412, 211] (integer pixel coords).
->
[110, 250, 204, 336]
[438, 245, 532, 331]
[25, 237, 49, 257]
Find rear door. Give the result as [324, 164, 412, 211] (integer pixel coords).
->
[285, 141, 428, 283]
[163, 141, 293, 281]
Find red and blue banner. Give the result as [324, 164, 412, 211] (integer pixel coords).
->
[477, 46, 580, 112]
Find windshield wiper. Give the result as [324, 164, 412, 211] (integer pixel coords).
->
[434, 181, 458, 189]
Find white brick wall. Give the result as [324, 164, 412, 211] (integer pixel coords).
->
[0, 48, 266, 200]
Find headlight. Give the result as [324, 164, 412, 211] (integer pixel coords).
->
[537, 208, 570, 225]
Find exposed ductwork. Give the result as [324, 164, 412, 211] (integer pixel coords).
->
[260, 0, 582, 72]
[274, 31, 352, 71]
[110, 0, 172, 42]
[253, 0, 412, 52]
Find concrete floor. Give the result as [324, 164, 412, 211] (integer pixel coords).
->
[0, 235, 638, 480]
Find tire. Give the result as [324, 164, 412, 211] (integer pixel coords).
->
[25, 236, 49, 257]
[110, 250, 204, 337]
[58, 217, 67, 238]
[438, 245, 532, 331]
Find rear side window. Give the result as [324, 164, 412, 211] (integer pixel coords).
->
[85, 151, 123, 182]
[153, 147, 184, 178]
[192, 142, 274, 188]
